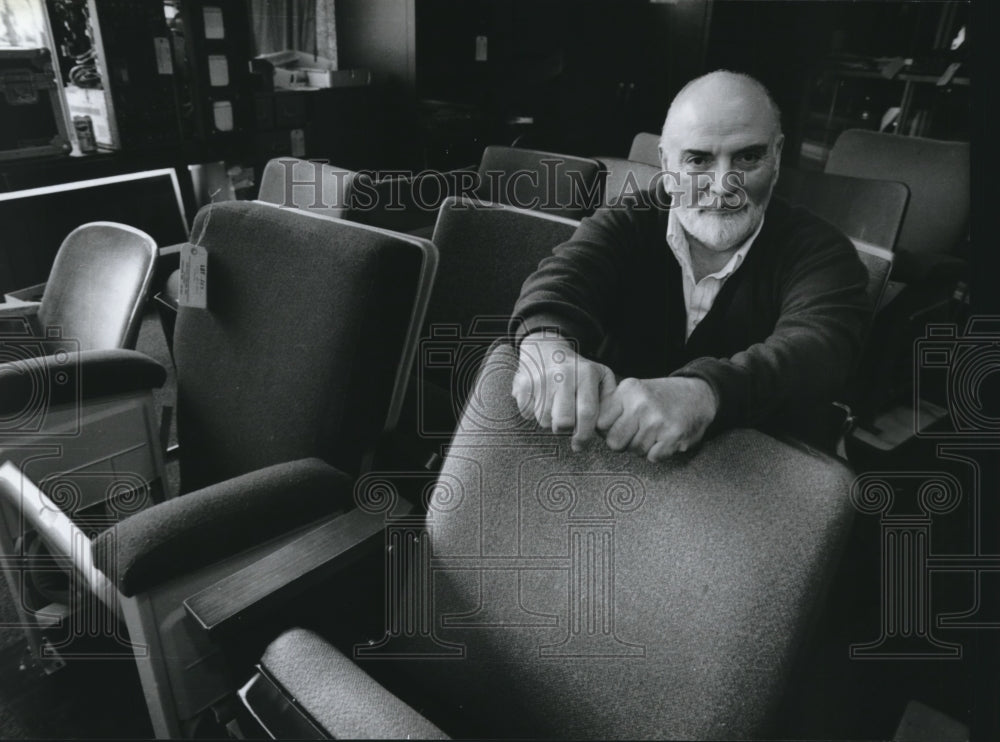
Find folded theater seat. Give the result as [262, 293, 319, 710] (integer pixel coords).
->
[1, 199, 438, 738]
[389, 196, 580, 469]
[354, 145, 606, 238]
[595, 131, 665, 208]
[238, 342, 858, 740]
[156, 158, 376, 357]
[0, 221, 160, 668]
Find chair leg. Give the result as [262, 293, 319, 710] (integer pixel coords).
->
[153, 293, 177, 365]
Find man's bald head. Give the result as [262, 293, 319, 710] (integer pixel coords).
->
[657, 71, 785, 254]
[660, 71, 782, 150]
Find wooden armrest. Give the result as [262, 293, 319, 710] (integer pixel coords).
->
[183, 500, 412, 635]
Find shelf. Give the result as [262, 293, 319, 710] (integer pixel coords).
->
[820, 67, 970, 87]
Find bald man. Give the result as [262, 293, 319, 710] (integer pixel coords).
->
[510, 70, 870, 461]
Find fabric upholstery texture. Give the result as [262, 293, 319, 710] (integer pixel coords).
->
[824, 129, 969, 258]
[92, 457, 352, 596]
[173, 201, 425, 491]
[260, 628, 448, 740]
[425, 198, 580, 333]
[407, 342, 856, 739]
[0, 349, 165, 416]
[35, 222, 158, 351]
[263, 343, 857, 739]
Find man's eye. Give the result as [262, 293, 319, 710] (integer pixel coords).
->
[736, 152, 763, 166]
[686, 156, 708, 167]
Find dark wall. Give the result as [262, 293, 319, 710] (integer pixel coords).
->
[412, 0, 712, 157]
[705, 0, 970, 165]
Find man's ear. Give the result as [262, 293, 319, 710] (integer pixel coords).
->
[657, 142, 669, 170]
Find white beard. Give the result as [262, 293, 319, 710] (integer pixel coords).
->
[674, 198, 766, 252]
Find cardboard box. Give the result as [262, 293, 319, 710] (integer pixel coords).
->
[256, 49, 370, 90]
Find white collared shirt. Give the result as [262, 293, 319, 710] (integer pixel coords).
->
[666, 209, 764, 340]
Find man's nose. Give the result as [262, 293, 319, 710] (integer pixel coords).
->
[707, 158, 737, 196]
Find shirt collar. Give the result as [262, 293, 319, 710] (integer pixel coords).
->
[666, 207, 764, 281]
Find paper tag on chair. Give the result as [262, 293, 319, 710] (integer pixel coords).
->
[178, 244, 208, 308]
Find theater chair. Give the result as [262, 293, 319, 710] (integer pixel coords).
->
[356, 146, 605, 238]
[596, 130, 662, 169]
[0, 200, 437, 737]
[774, 168, 909, 256]
[601, 160, 663, 208]
[771, 169, 901, 455]
[389, 196, 579, 468]
[0, 222, 160, 662]
[255, 157, 375, 220]
[594, 131, 663, 206]
[156, 158, 374, 357]
[0, 221, 158, 351]
[822, 130, 970, 455]
[236, 342, 858, 739]
[824, 129, 969, 280]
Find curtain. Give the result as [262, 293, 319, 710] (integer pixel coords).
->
[0, 0, 47, 48]
[250, 0, 337, 66]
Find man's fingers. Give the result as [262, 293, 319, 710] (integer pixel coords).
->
[628, 420, 659, 457]
[571, 365, 601, 450]
[511, 371, 534, 420]
[550, 365, 576, 433]
[646, 430, 688, 462]
[604, 413, 638, 452]
[646, 439, 676, 462]
[596, 388, 623, 434]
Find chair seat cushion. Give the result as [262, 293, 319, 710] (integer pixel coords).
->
[369, 343, 857, 739]
[258, 628, 448, 740]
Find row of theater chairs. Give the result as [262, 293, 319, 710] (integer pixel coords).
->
[0, 183, 860, 739]
[0, 188, 582, 736]
[0, 128, 965, 737]
[222, 132, 971, 739]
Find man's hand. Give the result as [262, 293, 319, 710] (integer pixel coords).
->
[597, 376, 718, 462]
[511, 333, 617, 451]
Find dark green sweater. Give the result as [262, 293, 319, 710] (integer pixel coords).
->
[511, 195, 870, 433]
